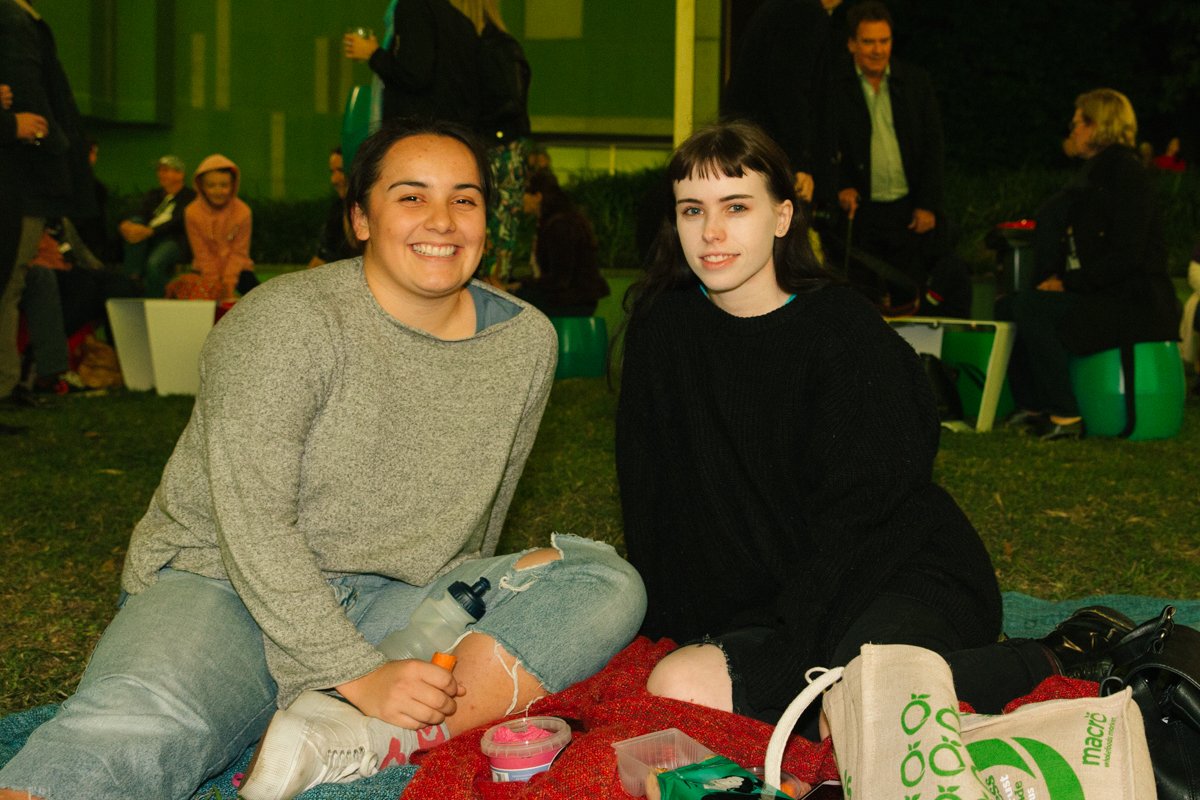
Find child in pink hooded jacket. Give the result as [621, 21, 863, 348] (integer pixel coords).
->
[169, 154, 255, 300]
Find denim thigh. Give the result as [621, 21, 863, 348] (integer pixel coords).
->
[0, 569, 277, 800]
[348, 534, 646, 696]
[144, 239, 184, 297]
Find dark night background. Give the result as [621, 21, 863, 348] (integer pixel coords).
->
[787, 0, 1200, 169]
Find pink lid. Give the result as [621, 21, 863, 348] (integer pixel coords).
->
[480, 716, 572, 764]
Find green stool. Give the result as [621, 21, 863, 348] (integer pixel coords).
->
[1068, 341, 1186, 440]
[550, 316, 608, 379]
[941, 328, 1016, 423]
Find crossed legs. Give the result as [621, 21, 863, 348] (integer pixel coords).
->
[0, 536, 645, 800]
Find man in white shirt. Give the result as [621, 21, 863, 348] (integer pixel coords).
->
[831, 1, 945, 312]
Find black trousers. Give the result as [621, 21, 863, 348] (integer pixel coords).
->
[830, 592, 1053, 715]
[995, 290, 1083, 417]
[0, 195, 21, 310]
[722, 592, 1053, 731]
[847, 196, 928, 306]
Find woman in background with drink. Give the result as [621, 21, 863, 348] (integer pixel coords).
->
[343, 0, 481, 130]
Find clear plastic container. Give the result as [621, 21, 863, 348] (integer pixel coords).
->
[610, 728, 717, 797]
[480, 716, 572, 782]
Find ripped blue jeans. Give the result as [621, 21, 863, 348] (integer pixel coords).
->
[344, 534, 644, 695]
[0, 535, 645, 800]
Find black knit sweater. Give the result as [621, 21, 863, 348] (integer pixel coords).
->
[616, 284, 1002, 716]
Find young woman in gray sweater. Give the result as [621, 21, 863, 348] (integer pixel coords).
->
[0, 119, 644, 800]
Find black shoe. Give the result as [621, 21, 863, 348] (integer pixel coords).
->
[7, 385, 45, 408]
[0, 422, 27, 435]
[1037, 418, 1085, 441]
[1004, 409, 1045, 432]
[1039, 605, 1135, 682]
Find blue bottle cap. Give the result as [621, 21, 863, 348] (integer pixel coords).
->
[448, 576, 490, 620]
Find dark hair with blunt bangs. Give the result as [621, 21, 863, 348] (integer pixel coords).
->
[344, 117, 494, 237]
[626, 120, 833, 317]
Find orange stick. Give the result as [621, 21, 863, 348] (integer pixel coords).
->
[431, 652, 457, 670]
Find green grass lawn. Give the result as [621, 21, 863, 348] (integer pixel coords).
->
[3, 375, 1199, 715]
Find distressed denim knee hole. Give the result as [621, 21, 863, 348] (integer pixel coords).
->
[499, 546, 563, 593]
[513, 544, 563, 571]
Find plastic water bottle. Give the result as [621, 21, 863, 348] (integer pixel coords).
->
[379, 577, 490, 661]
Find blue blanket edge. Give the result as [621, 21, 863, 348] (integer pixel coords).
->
[3, 591, 1197, 798]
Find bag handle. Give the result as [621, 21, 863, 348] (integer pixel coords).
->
[1100, 606, 1179, 696]
[1171, 676, 1200, 730]
[1102, 606, 1200, 732]
[762, 667, 845, 795]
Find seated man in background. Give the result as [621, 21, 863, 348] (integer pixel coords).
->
[307, 147, 356, 268]
[119, 154, 195, 297]
[20, 218, 133, 394]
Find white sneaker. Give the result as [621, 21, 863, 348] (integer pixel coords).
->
[239, 691, 408, 800]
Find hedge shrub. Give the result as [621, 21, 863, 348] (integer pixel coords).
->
[104, 167, 1198, 274]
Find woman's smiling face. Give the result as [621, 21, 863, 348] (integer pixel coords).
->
[674, 167, 793, 315]
[351, 134, 486, 306]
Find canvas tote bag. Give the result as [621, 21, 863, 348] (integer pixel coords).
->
[762, 644, 1157, 799]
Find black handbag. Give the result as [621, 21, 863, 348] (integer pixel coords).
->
[1101, 606, 1200, 800]
[919, 353, 963, 422]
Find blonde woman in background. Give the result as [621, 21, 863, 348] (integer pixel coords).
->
[1000, 88, 1180, 440]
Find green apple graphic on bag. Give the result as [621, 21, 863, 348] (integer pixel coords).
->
[961, 691, 1156, 800]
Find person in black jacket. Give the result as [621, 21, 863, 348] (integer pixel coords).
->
[829, 1, 944, 312]
[0, 81, 48, 328]
[722, 0, 841, 204]
[1002, 88, 1180, 441]
[514, 169, 609, 316]
[342, 0, 480, 131]
[0, 0, 97, 402]
[0, 81, 46, 430]
[616, 120, 1153, 741]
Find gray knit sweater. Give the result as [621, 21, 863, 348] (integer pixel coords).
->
[121, 260, 558, 706]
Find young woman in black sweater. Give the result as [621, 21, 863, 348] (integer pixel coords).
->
[615, 120, 1150, 733]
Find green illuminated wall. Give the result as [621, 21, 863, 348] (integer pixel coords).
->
[39, 0, 718, 198]
[45, 0, 387, 197]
